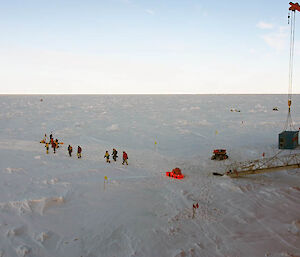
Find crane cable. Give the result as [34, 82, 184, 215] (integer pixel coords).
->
[285, 10, 296, 130]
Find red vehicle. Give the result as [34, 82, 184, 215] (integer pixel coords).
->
[166, 168, 184, 179]
[211, 149, 228, 160]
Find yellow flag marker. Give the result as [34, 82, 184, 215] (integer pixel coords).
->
[154, 141, 158, 152]
[215, 130, 218, 135]
[104, 176, 108, 191]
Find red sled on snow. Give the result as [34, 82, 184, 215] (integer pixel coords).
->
[166, 168, 184, 179]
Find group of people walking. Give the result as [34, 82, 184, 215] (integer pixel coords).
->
[67, 145, 82, 159]
[104, 149, 128, 165]
[41, 133, 63, 154]
[41, 133, 83, 158]
[41, 134, 128, 164]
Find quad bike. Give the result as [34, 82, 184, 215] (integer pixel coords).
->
[211, 149, 228, 160]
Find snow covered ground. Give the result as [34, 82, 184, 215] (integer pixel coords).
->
[0, 94, 300, 257]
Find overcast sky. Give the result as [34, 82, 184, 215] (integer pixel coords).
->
[0, 0, 299, 94]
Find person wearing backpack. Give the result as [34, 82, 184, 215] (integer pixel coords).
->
[68, 145, 73, 157]
[104, 151, 111, 163]
[112, 148, 118, 162]
[122, 151, 128, 165]
[77, 146, 82, 159]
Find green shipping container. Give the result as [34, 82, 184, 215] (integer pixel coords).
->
[278, 131, 299, 149]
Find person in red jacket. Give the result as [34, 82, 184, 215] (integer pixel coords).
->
[122, 151, 128, 165]
[77, 146, 82, 159]
[52, 141, 57, 153]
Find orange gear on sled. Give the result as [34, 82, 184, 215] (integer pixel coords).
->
[166, 168, 184, 179]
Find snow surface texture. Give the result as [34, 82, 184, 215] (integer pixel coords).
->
[0, 95, 300, 257]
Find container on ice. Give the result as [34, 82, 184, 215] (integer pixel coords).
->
[278, 130, 299, 149]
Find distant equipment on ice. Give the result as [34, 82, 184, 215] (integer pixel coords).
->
[279, 131, 299, 149]
[230, 108, 240, 112]
[273, 107, 279, 111]
[211, 149, 228, 160]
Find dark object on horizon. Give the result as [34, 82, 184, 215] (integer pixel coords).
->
[211, 149, 228, 160]
[273, 107, 279, 111]
[279, 130, 299, 149]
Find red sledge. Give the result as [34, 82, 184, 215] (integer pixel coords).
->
[166, 168, 184, 179]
